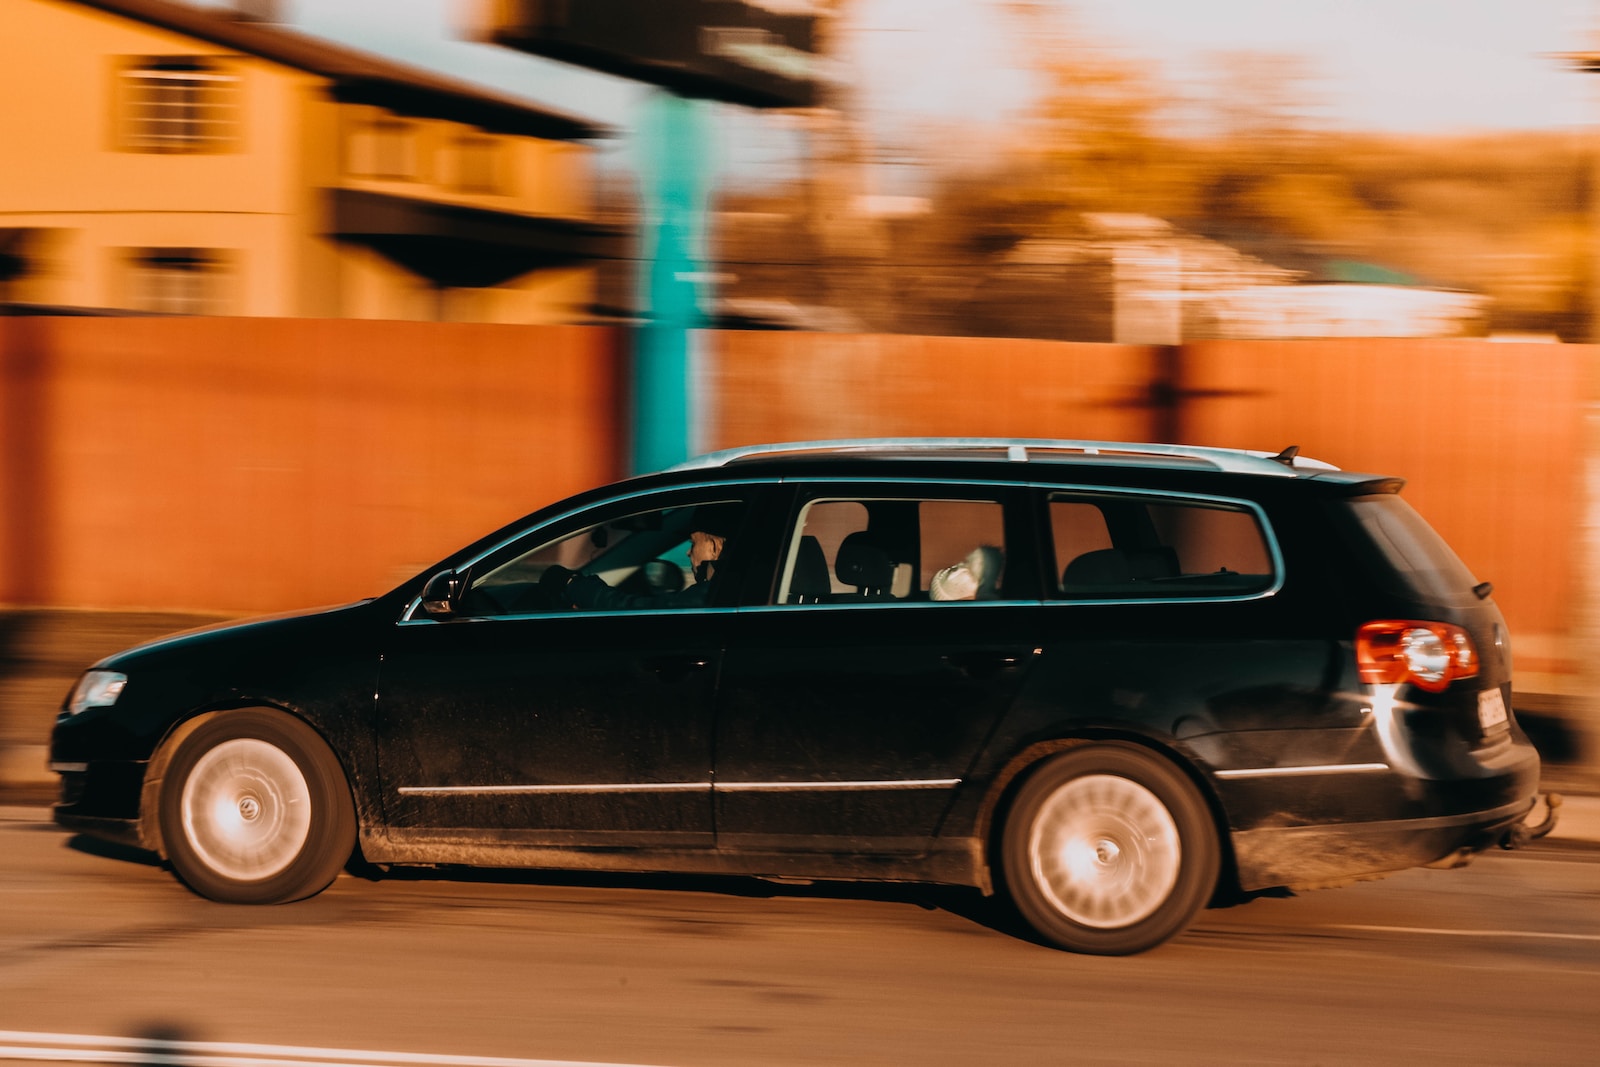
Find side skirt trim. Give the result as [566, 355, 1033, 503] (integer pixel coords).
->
[398, 779, 961, 797]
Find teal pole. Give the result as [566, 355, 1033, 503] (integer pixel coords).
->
[632, 91, 712, 475]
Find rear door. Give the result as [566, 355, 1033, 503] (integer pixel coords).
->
[713, 481, 1041, 853]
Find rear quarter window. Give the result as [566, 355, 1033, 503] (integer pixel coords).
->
[1050, 492, 1277, 600]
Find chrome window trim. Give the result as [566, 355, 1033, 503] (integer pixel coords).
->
[400, 476, 1287, 621]
[1040, 482, 1286, 605]
[1043, 592, 1278, 606]
[740, 600, 1036, 616]
[763, 478, 1284, 607]
[776, 488, 1013, 605]
[1214, 763, 1390, 780]
[400, 606, 743, 626]
[398, 477, 783, 623]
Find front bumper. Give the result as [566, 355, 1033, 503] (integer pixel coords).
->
[51, 760, 148, 849]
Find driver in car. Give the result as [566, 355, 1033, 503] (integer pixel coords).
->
[541, 505, 739, 611]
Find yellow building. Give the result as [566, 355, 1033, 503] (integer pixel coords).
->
[0, 0, 615, 322]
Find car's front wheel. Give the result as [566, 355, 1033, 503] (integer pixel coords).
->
[1000, 744, 1219, 954]
[159, 709, 355, 904]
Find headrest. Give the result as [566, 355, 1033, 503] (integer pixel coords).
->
[1062, 548, 1132, 586]
[1062, 546, 1180, 587]
[1126, 546, 1180, 579]
[788, 535, 831, 601]
[835, 531, 893, 591]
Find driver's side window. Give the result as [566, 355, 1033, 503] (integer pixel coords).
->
[456, 495, 740, 617]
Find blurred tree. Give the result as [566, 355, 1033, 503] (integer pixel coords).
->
[1199, 49, 1327, 149]
[998, 1, 1174, 218]
[710, 2, 1591, 341]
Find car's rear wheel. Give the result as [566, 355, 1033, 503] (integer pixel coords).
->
[1000, 744, 1219, 954]
[159, 709, 355, 904]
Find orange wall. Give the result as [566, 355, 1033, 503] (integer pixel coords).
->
[1179, 339, 1587, 681]
[707, 332, 1160, 446]
[0, 316, 623, 613]
[709, 332, 1591, 686]
[1, 320, 1590, 691]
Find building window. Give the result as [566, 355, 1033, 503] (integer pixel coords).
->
[126, 248, 230, 315]
[346, 116, 419, 180]
[119, 57, 241, 153]
[453, 134, 504, 194]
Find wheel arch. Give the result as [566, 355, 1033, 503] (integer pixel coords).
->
[137, 702, 356, 860]
[974, 730, 1241, 902]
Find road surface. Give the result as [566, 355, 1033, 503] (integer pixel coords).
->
[0, 806, 1595, 1066]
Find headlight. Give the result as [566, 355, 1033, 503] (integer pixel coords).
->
[66, 670, 127, 716]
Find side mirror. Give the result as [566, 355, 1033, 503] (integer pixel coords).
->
[420, 569, 464, 618]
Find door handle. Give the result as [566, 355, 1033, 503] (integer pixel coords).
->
[941, 651, 1027, 676]
[645, 656, 711, 681]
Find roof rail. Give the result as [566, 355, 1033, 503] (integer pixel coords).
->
[669, 438, 1338, 477]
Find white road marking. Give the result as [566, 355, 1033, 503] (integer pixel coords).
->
[1333, 924, 1600, 942]
[0, 1032, 673, 1067]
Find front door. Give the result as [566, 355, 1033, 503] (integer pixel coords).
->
[372, 488, 755, 848]
[376, 612, 725, 848]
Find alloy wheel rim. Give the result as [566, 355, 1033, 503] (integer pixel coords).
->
[1029, 773, 1181, 929]
[180, 738, 311, 882]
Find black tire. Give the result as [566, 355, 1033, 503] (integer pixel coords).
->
[158, 709, 356, 904]
[999, 744, 1219, 955]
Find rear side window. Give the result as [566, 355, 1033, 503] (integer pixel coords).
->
[773, 495, 1010, 604]
[1340, 494, 1480, 601]
[1050, 492, 1276, 599]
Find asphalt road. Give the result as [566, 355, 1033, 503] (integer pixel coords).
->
[0, 807, 1595, 1067]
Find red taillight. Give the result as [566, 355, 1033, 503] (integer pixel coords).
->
[1355, 620, 1479, 692]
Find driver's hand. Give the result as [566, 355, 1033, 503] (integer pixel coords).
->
[539, 564, 575, 603]
[565, 574, 607, 611]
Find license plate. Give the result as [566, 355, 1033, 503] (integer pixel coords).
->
[1478, 687, 1508, 731]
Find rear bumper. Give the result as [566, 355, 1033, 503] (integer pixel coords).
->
[1219, 705, 1543, 891]
[1232, 796, 1533, 892]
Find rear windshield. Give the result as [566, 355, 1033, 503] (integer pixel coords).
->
[1341, 494, 1480, 601]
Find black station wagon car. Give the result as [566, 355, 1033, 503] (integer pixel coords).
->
[50, 438, 1552, 954]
